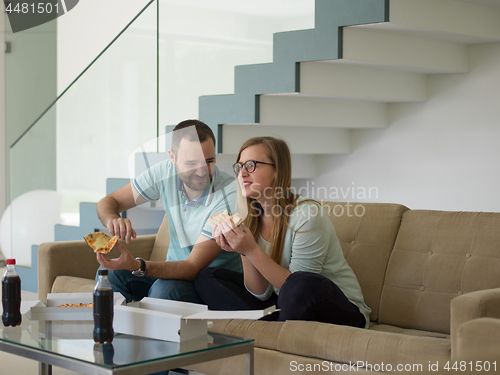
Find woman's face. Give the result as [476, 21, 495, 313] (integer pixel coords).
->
[237, 144, 276, 201]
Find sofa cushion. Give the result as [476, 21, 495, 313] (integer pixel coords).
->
[51, 276, 96, 294]
[189, 347, 329, 375]
[379, 210, 500, 333]
[323, 202, 409, 321]
[276, 320, 450, 368]
[209, 319, 284, 351]
[149, 215, 170, 261]
[209, 319, 450, 370]
[369, 323, 449, 339]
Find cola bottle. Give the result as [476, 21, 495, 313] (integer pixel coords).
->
[2, 259, 22, 327]
[93, 269, 114, 343]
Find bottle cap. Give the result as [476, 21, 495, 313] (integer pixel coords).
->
[98, 268, 108, 276]
[6, 259, 15, 265]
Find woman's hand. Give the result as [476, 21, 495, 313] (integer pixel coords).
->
[214, 218, 292, 293]
[96, 242, 139, 271]
[214, 218, 258, 256]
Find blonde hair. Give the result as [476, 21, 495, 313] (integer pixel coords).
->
[236, 137, 317, 264]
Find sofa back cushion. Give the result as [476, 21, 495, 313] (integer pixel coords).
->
[322, 202, 408, 322]
[379, 210, 500, 334]
[149, 214, 170, 261]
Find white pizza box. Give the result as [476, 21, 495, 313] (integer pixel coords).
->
[32, 320, 95, 340]
[114, 298, 209, 342]
[26, 292, 125, 321]
[188, 305, 276, 320]
[114, 298, 277, 343]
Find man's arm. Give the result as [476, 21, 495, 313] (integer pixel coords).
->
[145, 235, 222, 280]
[96, 183, 147, 243]
[97, 234, 222, 281]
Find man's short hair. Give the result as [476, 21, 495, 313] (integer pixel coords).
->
[171, 119, 216, 156]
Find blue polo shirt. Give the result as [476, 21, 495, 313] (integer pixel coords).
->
[132, 160, 242, 271]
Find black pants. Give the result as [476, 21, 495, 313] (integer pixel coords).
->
[194, 268, 366, 327]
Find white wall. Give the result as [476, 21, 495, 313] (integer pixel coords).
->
[0, 12, 5, 218]
[57, 0, 313, 98]
[57, 0, 151, 94]
[292, 42, 500, 212]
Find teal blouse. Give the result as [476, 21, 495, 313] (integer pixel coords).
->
[248, 195, 371, 328]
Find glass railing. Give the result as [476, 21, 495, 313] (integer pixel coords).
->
[6, 0, 158, 266]
[5, 0, 315, 267]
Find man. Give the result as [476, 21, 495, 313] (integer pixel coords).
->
[95, 119, 241, 303]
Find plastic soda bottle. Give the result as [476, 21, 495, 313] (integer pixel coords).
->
[93, 269, 114, 343]
[2, 259, 22, 327]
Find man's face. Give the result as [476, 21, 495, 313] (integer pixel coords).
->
[171, 138, 216, 192]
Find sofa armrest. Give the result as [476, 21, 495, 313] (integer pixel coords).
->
[450, 288, 500, 359]
[38, 234, 157, 300]
[455, 318, 500, 361]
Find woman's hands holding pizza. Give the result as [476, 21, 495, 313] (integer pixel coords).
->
[96, 242, 140, 272]
[213, 219, 258, 256]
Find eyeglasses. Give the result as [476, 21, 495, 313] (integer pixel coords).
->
[232, 160, 275, 175]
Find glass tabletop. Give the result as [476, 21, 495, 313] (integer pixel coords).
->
[0, 316, 253, 371]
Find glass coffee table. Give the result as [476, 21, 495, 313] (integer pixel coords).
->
[0, 317, 254, 375]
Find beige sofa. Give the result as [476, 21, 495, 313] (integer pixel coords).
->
[38, 202, 500, 374]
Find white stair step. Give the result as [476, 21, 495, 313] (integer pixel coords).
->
[259, 96, 388, 128]
[379, 0, 500, 44]
[216, 153, 320, 179]
[340, 26, 469, 73]
[219, 124, 351, 155]
[299, 62, 427, 102]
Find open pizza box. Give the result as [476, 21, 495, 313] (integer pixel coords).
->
[26, 292, 125, 321]
[114, 297, 276, 342]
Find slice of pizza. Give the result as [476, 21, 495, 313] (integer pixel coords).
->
[208, 210, 244, 228]
[84, 232, 119, 254]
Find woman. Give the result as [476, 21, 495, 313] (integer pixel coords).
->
[194, 137, 371, 327]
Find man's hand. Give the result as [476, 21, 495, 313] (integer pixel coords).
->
[97, 183, 147, 244]
[106, 217, 136, 244]
[96, 242, 140, 271]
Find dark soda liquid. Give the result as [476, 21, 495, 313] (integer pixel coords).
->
[93, 288, 114, 343]
[2, 275, 22, 327]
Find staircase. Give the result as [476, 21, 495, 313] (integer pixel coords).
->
[200, 0, 500, 178]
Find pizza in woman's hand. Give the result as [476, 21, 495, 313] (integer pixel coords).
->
[208, 210, 244, 228]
